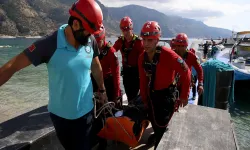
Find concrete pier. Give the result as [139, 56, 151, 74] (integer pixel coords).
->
[0, 104, 237, 150]
[157, 105, 238, 150]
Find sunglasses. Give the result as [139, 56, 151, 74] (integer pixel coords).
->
[141, 31, 160, 37]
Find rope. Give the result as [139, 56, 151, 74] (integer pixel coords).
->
[93, 93, 133, 140]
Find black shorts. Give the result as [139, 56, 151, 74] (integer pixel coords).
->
[50, 109, 93, 150]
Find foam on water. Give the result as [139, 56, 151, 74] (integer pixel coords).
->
[0, 45, 12, 48]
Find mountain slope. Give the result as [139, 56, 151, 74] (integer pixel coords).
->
[0, 0, 231, 38]
[108, 5, 231, 38]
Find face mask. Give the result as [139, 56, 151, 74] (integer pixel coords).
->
[71, 26, 90, 46]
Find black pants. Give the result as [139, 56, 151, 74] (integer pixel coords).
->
[50, 109, 93, 150]
[204, 49, 208, 58]
[192, 75, 198, 97]
[122, 67, 140, 102]
[90, 113, 107, 149]
[148, 111, 167, 150]
[148, 87, 176, 149]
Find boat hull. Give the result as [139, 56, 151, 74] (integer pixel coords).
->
[234, 67, 250, 80]
[214, 48, 250, 81]
[237, 45, 250, 52]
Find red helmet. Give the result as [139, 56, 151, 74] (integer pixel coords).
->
[69, 0, 103, 34]
[140, 21, 161, 39]
[175, 33, 188, 47]
[94, 25, 105, 42]
[120, 16, 133, 31]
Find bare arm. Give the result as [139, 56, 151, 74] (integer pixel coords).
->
[91, 57, 105, 91]
[0, 31, 57, 87]
[0, 52, 31, 86]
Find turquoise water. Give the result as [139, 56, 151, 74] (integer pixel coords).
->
[230, 87, 250, 150]
[0, 38, 249, 149]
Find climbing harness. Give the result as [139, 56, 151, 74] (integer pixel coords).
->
[120, 35, 141, 67]
[143, 46, 181, 128]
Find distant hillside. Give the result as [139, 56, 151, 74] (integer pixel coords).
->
[0, 0, 231, 38]
[108, 4, 232, 38]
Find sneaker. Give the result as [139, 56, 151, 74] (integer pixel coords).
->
[192, 97, 195, 100]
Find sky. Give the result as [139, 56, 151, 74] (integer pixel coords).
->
[99, 0, 250, 32]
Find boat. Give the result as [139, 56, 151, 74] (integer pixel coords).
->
[215, 32, 250, 81]
[198, 40, 225, 60]
[223, 31, 237, 46]
[232, 31, 250, 56]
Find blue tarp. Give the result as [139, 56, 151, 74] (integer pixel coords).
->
[201, 59, 235, 107]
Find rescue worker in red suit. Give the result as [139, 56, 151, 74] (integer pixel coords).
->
[91, 25, 122, 150]
[138, 21, 191, 149]
[174, 33, 204, 97]
[92, 25, 121, 106]
[113, 16, 144, 102]
[188, 47, 199, 99]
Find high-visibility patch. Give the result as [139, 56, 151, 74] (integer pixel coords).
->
[177, 57, 188, 71]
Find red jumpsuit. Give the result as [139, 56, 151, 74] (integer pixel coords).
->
[113, 34, 144, 101]
[183, 50, 203, 85]
[92, 41, 121, 100]
[113, 34, 144, 67]
[138, 46, 191, 107]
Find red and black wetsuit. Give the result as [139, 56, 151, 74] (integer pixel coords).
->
[138, 46, 191, 147]
[113, 34, 144, 102]
[182, 50, 203, 85]
[178, 50, 203, 98]
[92, 41, 121, 101]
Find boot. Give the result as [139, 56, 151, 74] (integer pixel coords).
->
[147, 134, 156, 146]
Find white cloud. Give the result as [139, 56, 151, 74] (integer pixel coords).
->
[99, 0, 250, 31]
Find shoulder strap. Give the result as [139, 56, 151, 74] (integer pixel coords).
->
[143, 46, 162, 91]
[150, 46, 162, 91]
[133, 34, 142, 41]
[183, 50, 188, 61]
[121, 35, 140, 65]
[98, 43, 111, 60]
[119, 35, 124, 41]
